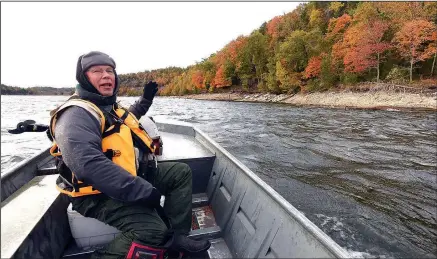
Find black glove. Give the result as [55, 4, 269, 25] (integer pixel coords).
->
[144, 187, 162, 207]
[171, 234, 211, 254]
[143, 81, 159, 102]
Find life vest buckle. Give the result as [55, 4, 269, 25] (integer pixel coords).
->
[104, 149, 121, 160]
[113, 150, 121, 157]
[152, 137, 163, 156]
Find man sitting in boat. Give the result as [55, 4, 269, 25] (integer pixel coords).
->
[48, 51, 211, 259]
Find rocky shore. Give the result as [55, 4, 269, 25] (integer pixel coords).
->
[175, 91, 437, 111]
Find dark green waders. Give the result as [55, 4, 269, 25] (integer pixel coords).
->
[71, 162, 193, 259]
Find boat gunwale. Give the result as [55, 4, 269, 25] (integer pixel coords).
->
[1, 147, 50, 181]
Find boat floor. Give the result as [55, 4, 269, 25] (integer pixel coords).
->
[62, 193, 232, 259]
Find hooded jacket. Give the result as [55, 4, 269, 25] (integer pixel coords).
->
[53, 54, 156, 203]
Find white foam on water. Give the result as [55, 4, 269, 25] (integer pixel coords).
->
[348, 249, 387, 259]
[315, 215, 384, 259]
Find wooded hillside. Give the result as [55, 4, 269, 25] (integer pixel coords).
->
[118, 2, 436, 96]
[1, 84, 74, 95]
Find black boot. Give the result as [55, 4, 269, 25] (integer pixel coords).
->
[171, 235, 211, 254]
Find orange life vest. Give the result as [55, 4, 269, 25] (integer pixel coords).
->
[49, 99, 156, 197]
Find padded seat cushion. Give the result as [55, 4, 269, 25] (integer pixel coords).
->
[67, 203, 121, 249]
[67, 196, 165, 248]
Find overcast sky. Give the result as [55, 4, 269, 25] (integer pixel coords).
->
[1, 2, 301, 88]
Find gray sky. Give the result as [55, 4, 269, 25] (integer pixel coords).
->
[1, 2, 300, 88]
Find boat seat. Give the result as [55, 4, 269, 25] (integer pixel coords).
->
[67, 196, 166, 249]
[156, 131, 214, 162]
[67, 204, 121, 249]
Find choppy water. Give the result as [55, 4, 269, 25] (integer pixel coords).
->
[1, 95, 436, 258]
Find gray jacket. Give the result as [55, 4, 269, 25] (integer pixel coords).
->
[54, 96, 155, 203]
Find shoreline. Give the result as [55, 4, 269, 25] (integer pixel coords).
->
[172, 91, 437, 111]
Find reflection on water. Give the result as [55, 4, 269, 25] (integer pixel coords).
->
[1, 95, 436, 258]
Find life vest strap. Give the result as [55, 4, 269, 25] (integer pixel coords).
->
[119, 108, 129, 122]
[102, 123, 121, 138]
[71, 174, 95, 192]
[56, 157, 74, 186]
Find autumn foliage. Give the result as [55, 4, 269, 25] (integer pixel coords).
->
[327, 14, 352, 40]
[304, 56, 323, 79]
[393, 20, 436, 81]
[117, 2, 437, 96]
[212, 65, 231, 88]
[191, 70, 204, 89]
[266, 16, 282, 40]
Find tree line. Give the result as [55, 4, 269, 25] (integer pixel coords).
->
[118, 2, 437, 96]
[1, 84, 74, 95]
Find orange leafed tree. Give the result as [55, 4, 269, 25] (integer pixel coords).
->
[227, 36, 247, 62]
[211, 36, 247, 76]
[191, 70, 205, 89]
[266, 16, 282, 40]
[393, 20, 437, 82]
[329, 14, 353, 67]
[211, 51, 227, 68]
[212, 65, 231, 88]
[341, 20, 391, 82]
[327, 14, 352, 40]
[266, 16, 284, 48]
[303, 56, 323, 79]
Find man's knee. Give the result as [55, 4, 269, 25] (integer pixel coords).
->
[179, 163, 192, 180]
[175, 163, 192, 187]
[132, 223, 168, 246]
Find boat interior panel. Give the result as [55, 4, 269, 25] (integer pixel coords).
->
[1, 175, 71, 259]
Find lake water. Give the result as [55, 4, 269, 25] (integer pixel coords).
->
[1, 95, 436, 258]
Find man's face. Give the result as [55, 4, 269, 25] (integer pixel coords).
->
[85, 65, 116, 96]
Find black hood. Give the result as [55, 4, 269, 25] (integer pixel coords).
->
[75, 52, 120, 106]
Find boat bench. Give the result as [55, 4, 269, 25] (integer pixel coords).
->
[156, 131, 216, 193]
[1, 174, 70, 259]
